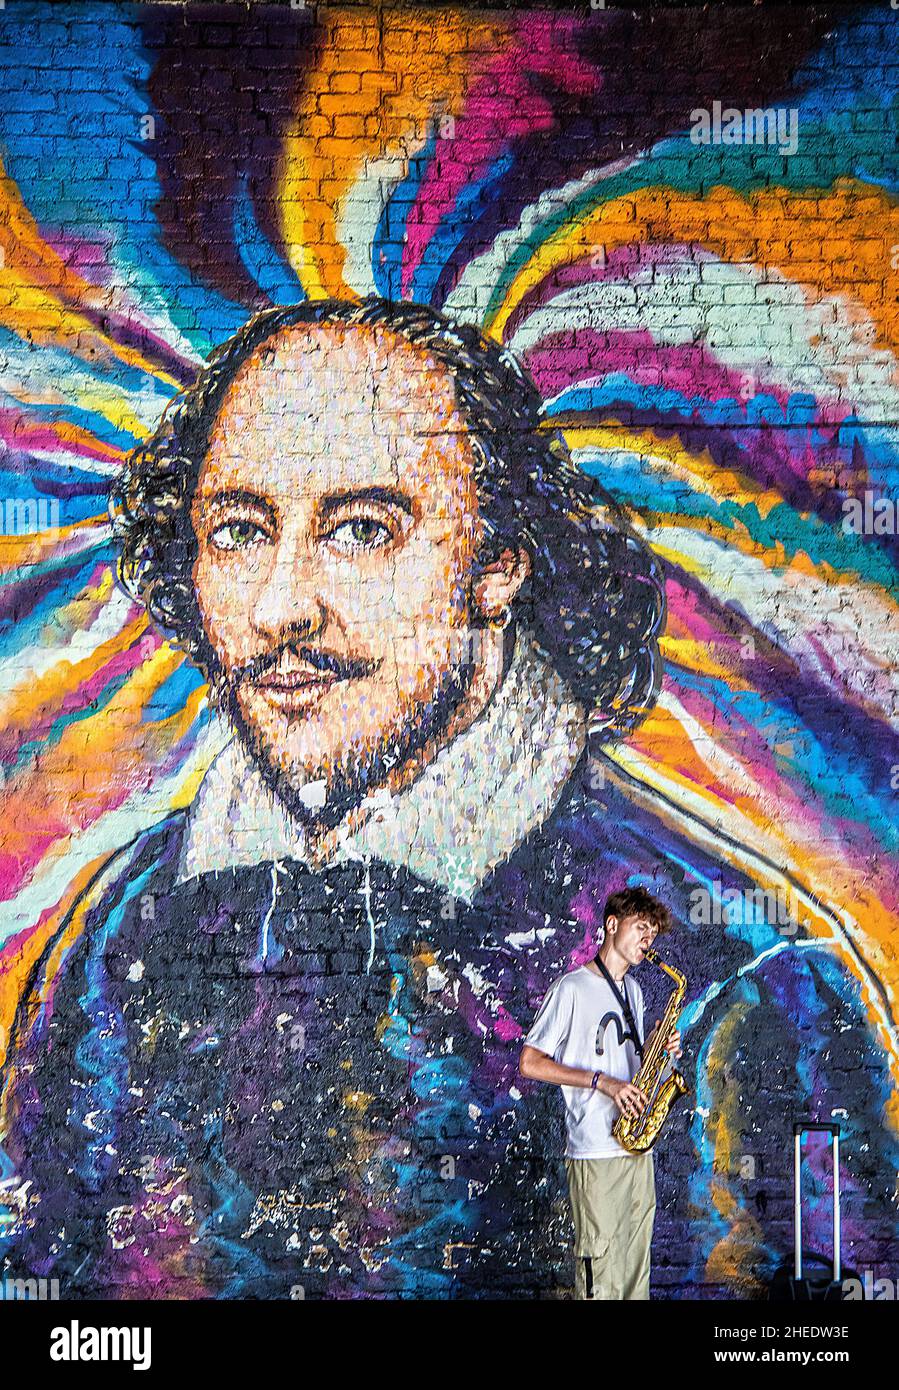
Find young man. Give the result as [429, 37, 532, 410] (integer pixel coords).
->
[520, 887, 682, 1300]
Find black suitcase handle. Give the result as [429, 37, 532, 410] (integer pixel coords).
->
[794, 1120, 841, 1136]
[793, 1120, 841, 1282]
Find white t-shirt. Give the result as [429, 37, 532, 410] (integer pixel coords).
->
[525, 964, 645, 1159]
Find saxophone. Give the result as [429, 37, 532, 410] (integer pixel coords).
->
[613, 947, 689, 1154]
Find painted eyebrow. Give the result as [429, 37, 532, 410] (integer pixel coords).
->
[195, 488, 276, 517]
[195, 485, 414, 520]
[318, 486, 413, 518]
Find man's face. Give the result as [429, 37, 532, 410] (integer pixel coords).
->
[191, 323, 483, 823]
[612, 914, 659, 967]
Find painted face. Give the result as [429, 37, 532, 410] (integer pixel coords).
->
[614, 913, 659, 966]
[190, 323, 484, 824]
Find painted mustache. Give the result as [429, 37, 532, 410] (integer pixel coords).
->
[231, 643, 380, 688]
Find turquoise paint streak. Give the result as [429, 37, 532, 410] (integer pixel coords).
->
[575, 448, 899, 598]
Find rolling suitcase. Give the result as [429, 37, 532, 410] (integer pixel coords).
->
[769, 1120, 853, 1301]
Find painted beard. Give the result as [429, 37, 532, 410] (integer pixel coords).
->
[208, 648, 478, 835]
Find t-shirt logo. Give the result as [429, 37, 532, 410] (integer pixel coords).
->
[595, 1010, 638, 1056]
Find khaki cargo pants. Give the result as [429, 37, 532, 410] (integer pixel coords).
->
[565, 1152, 656, 1300]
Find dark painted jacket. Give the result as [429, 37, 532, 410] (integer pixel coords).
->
[1, 637, 894, 1298]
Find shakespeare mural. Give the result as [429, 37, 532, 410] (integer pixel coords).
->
[0, 2, 897, 1299]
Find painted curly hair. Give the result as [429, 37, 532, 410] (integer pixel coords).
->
[109, 296, 666, 735]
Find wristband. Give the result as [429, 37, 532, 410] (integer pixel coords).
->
[591, 1070, 601, 1091]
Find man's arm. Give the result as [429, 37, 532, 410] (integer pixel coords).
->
[519, 1043, 598, 1089]
[519, 1044, 648, 1117]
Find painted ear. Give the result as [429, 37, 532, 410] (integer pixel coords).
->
[473, 547, 531, 618]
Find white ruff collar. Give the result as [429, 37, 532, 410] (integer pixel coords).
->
[177, 629, 587, 901]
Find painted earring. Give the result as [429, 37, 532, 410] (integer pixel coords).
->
[488, 606, 512, 631]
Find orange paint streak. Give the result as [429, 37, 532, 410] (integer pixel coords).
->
[1, 415, 123, 467]
[0, 514, 110, 571]
[0, 852, 112, 1075]
[0, 163, 181, 387]
[491, 181, 899, 361]
[0, 648, 201, 895]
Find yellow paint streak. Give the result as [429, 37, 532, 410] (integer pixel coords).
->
[0, 513, 110, 571]
[0, 167, 182, 389]
[0, 612, 149, 734]
[0, 646, 200, 866]
[658, 636, 752, 686]
[646, 508, 899, 616]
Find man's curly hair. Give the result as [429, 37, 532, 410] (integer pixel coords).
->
[603, 887, 673, 936]
[110, 296, 666, 735]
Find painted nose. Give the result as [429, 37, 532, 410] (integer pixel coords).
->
[251, 539, 328, 642]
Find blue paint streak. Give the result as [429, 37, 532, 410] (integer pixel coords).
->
[409, 152, 515, 307]
[371, 126, 440, 300]
[233, 173, 304, 306]
[0, 2, 251, 356]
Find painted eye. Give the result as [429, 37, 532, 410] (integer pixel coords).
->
[326, 517, 393, 552]
[209, 519, 269, 551]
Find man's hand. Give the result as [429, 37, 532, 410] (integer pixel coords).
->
[605, 1078, 648, 1118]
[646, 1017, 683, 1059]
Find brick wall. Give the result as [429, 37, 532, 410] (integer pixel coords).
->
[0, 1, 896, 1299]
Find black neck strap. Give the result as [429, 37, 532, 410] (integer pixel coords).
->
[593, 954, 644, 1058]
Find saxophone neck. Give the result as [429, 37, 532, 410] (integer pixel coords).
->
[644, 947, 686, 991]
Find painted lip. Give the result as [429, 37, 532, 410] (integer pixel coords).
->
[255, 665, 340, 690]
[252, 663, 345, 711]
